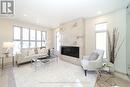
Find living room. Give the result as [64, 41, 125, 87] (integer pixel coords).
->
[0, 0, 130, 87]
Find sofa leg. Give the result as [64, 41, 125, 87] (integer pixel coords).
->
[16, 61, 19, 67]
[17, 63, 19, 67]
[84, 70, 87, 76]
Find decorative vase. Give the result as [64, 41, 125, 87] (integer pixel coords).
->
[109, 62, 115, 73]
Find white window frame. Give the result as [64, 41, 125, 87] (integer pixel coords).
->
[13, 26, 47, 54]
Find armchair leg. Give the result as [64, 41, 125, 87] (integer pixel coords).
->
[84, 70, 87, 76]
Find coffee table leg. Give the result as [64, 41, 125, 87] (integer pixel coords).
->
[12, 56, 14, 67]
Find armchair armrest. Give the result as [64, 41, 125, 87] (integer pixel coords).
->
[81, 59, 103, 70]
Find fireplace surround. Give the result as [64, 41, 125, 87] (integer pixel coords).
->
[59, 18, 85, 65]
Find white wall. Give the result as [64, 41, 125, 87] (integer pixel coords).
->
[0, 19, 13, 48]
[85, 9, 127, 74]
[126, 6, 130, 75]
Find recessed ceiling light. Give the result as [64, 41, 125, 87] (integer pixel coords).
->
[24, 14, 27, 17]
[97, 11, 102, 15]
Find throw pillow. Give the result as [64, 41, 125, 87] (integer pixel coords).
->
[34, 48, 38, 54]
[88, 52, 99, 60]
[28, 49, 35, 56]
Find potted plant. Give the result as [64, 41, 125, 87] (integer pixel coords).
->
[107, 28, 124, 72]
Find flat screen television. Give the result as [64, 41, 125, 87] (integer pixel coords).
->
[61, 46, 79, 58]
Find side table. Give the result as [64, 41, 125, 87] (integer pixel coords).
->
[103, 63, 112, 74]
[0, 56, 4, 70]
[0, 56, 14, 70]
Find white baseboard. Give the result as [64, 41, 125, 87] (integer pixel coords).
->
[114, 71, 130, 82]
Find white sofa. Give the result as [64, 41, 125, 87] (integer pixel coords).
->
[15, 48, 48, 66]
[81, 49, 104, 76]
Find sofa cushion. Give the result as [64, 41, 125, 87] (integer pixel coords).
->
[39, 48, 48, 55]
[34, 48, 38, 54]
[88, 52, 99, 60]
[21, 49, 29, 56]
[28, 49, 35, 56]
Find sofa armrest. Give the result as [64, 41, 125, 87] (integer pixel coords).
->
[15, 54, 22, 60]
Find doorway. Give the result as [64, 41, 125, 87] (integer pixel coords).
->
[56, 31, 61, 52]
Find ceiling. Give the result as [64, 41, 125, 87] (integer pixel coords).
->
[9, 0, 130, 27]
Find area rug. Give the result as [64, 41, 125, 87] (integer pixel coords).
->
[94, 73, 117, 87]
[13, 60, 97, 87]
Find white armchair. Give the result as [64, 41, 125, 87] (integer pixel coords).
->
[81, 49, 104, 76]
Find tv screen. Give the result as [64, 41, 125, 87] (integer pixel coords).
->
[61, 46, 79, 58]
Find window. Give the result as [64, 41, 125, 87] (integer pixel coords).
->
[36, 31, 42, 47]
[37, 31, 41, 40]
[42, 32, 46, 41]
[30, 30, 35, 40]
[42, 32, 46, 46]
[22, 41, 29, 48]
[13, 26, 47, 54]
[95, 23, 107, 58]
[56, 31, 61, 52]
[13, 41, 21, 54]
[22, 28, 29, 40]
[13, 27, 21, 40]
[30, 42, 35, 48]
[37, 42, 41, 47]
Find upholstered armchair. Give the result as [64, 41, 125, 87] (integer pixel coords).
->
[81, 49, 104, 76]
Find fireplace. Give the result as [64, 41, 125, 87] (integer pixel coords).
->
[61, 46, 79, 58]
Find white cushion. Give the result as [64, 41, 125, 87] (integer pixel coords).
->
[88, 52, 99, 60]
[28, 49, 35, 56]
[39, 48, 48, 55]
[21, 49, 29, 56]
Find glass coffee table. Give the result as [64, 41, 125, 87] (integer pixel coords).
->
[31, 55, 56, 71]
